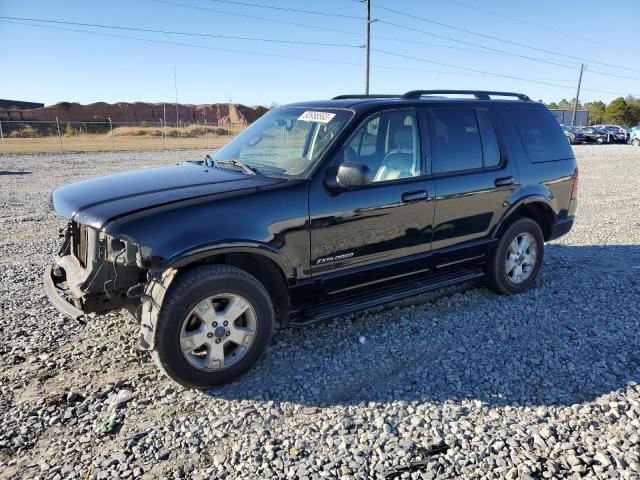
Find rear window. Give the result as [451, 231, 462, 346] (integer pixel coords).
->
[507, 108, 574, 162]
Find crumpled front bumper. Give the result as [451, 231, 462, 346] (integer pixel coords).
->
[43, 264, 85, 319]
[44, 220, 147, 320]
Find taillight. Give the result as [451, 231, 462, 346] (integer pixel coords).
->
[571, 168, 579, 200]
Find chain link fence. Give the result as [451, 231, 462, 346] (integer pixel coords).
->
[0, 118, 248, 154]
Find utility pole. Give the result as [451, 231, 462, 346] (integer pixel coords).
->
[364, 0, 371, 95]
[571, 63, 585, 127]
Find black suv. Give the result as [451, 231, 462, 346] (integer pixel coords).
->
[45, 90, 578, 388]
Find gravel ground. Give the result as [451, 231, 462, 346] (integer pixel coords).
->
[1, 146, 639, 480]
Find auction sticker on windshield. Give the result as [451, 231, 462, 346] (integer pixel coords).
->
[298, 111, 336, 123]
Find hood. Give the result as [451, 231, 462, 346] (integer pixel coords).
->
[50, 161, 284, 229]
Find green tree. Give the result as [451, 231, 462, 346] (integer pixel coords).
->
[556, 98, 582, 111]
[603, 97, 628, 124]
[65, 121, 74, 137]
[547, 102, 559, 109]
[624, 96, 640, 127]
[585, 101, 606, 125]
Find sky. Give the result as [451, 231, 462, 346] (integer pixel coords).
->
[1, 0, 639, 107]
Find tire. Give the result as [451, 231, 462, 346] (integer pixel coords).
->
[152, 265, 274, 388]
[633, 138, 640, 147]
[596, 137, 604, 145]
[484, 218, 544, 295]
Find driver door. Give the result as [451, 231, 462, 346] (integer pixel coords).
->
[308, 108, 436, 295]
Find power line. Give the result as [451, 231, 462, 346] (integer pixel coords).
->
[0, 19, 489, 79]
[440, 0, 640, 55]
[4, 19, 637, 98]
[372, 48, 638, 97]
[151, 0, 362, 36]
[374, 34, 512, 56]
[377, 19, 579, 72]
[153, 0, 640, 83]
[203, 0, 364, 19]
[587, 68, 640, 82]
[0, 15, 364, 48]
[9, 14, 628, 81]
[373, 4, 640, 75]
[0, 20, 366, 66]
[376, 19, 640, 83]
[6, 18, 552, 85]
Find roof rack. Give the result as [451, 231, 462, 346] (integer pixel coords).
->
[332, 94, 401, 100]
[402, 90, 531, 101]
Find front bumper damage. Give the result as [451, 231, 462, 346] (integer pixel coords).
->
[44, 221, 146, 319]
[44, 264, 85, 319]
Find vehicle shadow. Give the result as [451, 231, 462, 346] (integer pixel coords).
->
[206, 244, 640, 407]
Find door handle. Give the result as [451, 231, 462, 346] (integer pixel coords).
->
[494, 176, 515, 187]
[402, 190, 429, 202]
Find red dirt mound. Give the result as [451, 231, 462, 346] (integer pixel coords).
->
[1, 101, 266, 125]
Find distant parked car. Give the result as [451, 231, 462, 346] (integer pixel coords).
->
[628, 127, 640, 146]
[561, 125, 586, 144]
[593, 125, 628, 143]
[576, 126, 613, 144]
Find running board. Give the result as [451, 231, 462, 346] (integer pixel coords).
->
[291, 269, 484, 326]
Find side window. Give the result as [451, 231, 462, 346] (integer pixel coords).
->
[359, 118, 379, 156]
[506, 108, 574, 162]
[428, 108, 482, 174]
[346, 116, 379, 157]
[476, 109, 501, 168]
[342, 110, 421, 183]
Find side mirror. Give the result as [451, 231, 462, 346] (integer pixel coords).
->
[336, 162, 372, 188]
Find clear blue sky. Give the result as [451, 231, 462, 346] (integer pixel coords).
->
[1, 0, 639, 107]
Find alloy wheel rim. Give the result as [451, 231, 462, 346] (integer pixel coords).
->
[505, 233, 537, 284]
[179, 293, 257, 371]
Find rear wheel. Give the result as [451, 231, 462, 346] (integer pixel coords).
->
[152, 265, 274, 388]
[485, 218, 544, 295]
[596, 137, 605, 145]
[632, 138, 640, 147]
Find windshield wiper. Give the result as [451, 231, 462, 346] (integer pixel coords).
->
[211, 158, 260, 175]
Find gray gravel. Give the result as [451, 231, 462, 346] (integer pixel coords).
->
[1, 146, 640, 479]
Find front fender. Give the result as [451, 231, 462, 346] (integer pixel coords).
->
[159, 241, 296, 280]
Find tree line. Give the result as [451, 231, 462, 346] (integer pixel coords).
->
[545, 96, 640, 126]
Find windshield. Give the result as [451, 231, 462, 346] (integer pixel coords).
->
[212, 107, 353, 177]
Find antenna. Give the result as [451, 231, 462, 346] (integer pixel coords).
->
[174, 66, 179, 128]
[364, 0, 371, 95]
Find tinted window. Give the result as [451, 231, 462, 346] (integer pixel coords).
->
[507, 108, 574, 162]
[342, 109, 421, 183]
[476, 110, 501, 167]
[428, 108, 482, 174]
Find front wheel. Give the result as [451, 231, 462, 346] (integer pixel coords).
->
[632, 138, 640, 147]
[152, 265, 274, 388]
[596, 137, 604, 145]
[484, 218, 544, 295]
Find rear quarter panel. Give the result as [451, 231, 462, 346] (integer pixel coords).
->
[497, 108, 577, 220]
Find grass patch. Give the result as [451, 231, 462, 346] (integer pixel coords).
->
[111, 124, 241, 138]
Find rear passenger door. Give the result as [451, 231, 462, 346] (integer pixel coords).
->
[423, 107, 518, 265]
